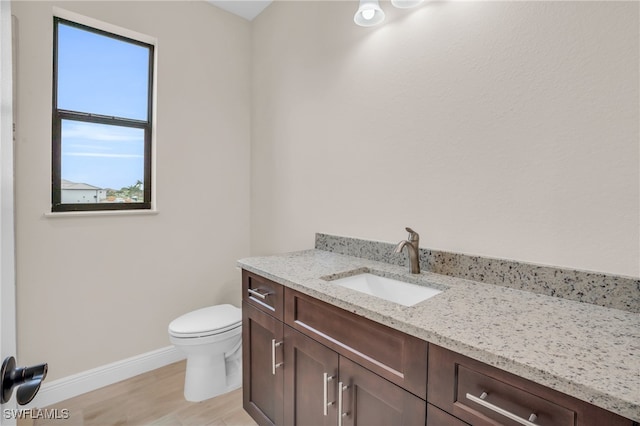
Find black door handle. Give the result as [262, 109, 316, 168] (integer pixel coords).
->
[1, 356, 48, 405]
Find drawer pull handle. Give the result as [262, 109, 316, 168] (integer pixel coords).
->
[323, 373, 335, 416]
[338, 382, 349, 426]
[271, 339, 283, 375]
[466, 392, 539, 426]
[248, 288, 271, 300]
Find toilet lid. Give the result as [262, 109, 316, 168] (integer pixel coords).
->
[169, 304, 241, 338]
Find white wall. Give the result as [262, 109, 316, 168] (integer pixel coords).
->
[13, 1, 251, 380]
[251, 1, 640, 278]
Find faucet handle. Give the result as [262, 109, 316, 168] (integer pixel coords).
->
[405, 227, 419, 241]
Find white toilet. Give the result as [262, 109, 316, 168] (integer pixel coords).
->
[168, 304, 242, 402]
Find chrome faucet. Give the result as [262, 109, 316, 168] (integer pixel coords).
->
[394, 227, 420, 274]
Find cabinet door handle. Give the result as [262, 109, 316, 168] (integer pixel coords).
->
[271, 339, 283, 375]
[248, 288, 271, 300]
[466, 392, 539, 426]
[338, 382, 349, 426]
[323, 373, 335, 416]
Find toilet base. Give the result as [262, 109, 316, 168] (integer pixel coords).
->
[183, 347, 242, 402]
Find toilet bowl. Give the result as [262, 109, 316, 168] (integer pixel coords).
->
[168, 304, 242, 402]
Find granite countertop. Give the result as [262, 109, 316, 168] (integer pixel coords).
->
[238, 249, 640, 422]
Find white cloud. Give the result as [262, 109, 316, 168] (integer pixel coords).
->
[62, 122, 143, 142]
[63, 153, 143, 158]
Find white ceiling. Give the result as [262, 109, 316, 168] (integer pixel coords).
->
[206, 0, 273, 21]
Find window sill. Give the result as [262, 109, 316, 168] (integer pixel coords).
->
[44, 209, 159, 218]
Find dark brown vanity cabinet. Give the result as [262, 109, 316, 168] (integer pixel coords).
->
[242, 270, 634, 426]
[242, 270, 427, 426]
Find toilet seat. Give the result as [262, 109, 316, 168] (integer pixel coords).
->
[169, 304, 241, 338]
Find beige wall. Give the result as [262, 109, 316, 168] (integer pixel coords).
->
[251, 1, 640, 278]
[13, 1, 251, 380]
[11, 0, 640, 384]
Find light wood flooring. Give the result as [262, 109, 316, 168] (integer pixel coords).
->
[18, 360, 257, 426]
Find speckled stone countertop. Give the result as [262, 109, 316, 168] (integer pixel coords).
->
[238, 249, 640, 422]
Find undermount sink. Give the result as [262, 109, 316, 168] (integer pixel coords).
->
[328, 272, 442, 307]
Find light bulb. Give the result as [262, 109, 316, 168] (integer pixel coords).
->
[354, 0, 385, 27]
[362, 9, 375, 20]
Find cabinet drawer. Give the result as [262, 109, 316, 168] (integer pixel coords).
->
[456, 364, 574, 425]
[285, 288, 427, 399]
[428, 344, 632, 426]
[242, 270, 284, 320]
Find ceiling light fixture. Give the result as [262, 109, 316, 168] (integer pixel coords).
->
[354, 0, 385, 27]
[391, 0, 424, 9]
[354, 0, 424, 27]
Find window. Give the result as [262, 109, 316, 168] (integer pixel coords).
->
[52, 17, 154, 212]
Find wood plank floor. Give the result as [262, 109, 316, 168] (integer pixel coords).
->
[18, 360, 257, 426]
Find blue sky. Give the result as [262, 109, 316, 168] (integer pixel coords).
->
[58, 22, 150, 190]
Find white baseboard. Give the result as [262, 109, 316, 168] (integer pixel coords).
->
[24, 346, 185, 409]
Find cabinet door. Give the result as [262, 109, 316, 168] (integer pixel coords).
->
[243, 302, 284, 426]
[427, 404, 469, 426]
[284, 326, 340, 426]
[338, 356, 426, 426]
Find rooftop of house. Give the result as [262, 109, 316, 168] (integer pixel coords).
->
[61, 179, 103, 190]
